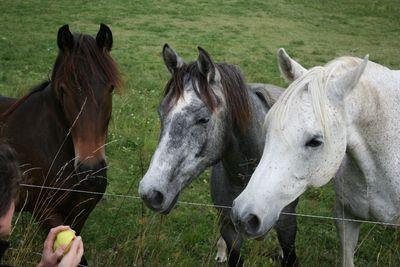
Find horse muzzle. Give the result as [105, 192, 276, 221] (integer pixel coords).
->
[138, 181, 180, 214]
[76, 160, 108, 190]
[231, 199, 275, 239]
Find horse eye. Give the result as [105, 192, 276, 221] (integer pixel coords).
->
[305, 136, 323, 148]
[109, 85, 115, 93]
[197, 117, 209, 124]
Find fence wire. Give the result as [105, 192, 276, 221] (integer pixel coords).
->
[19, 183, 400, 227]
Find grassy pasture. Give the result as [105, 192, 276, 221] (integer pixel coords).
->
[1, 0, 400, 266]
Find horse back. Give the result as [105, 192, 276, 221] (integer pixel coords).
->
[248, 83, 283, 108]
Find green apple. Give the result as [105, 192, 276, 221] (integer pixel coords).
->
[53, 229, 76, 255]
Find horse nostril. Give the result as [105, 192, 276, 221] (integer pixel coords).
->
[77, 160, 107, 174]
[246, 213, 261, 233]
[150, 190, 164, 208]
[98, 160, 107, 169]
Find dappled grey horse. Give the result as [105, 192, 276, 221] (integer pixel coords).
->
[139, 45, 299, 266]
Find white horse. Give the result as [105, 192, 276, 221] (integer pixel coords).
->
[231, 48, 400, 266]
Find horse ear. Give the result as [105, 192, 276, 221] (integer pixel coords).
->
[96, 24, 113, 51]
[277, 48, 307, 83]
[162, 44, 185, 74]
[57, 24, 74, 51]
[197, 47, 220, 83]
[330, 55, 368, 101]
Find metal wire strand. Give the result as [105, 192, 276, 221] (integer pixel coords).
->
[18, 183, 400, 227]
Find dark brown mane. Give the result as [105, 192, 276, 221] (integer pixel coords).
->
[52, 33, 122, 96]
[1, 33, 122, 120]
[164, 62, 251, 131]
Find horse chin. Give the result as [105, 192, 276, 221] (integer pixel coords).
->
[242, 227, 270, 241]
[255, 233, 267, 241]
[78, 173, 108, 192]
[161, 192, 180, 215]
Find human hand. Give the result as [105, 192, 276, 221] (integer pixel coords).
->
[58, 236, 84, 267]
[37, 225, 74, 267]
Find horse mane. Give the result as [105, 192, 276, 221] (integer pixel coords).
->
[265, 56, 363, 144]
[52, 33, 122, 97]
[0, 81, 50, 119]
[1, 33, 122, 120]
[164, 62, 251, 131]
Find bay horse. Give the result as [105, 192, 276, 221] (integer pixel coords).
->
[139, 45, 299, 266]
[0, 24, 121, 262]
[232, 49, 400, 266]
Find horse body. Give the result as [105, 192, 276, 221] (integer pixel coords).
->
[139, 45, 298, 266]
[232, 49, 400, 266]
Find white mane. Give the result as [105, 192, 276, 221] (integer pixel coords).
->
[265, 57, 362, 145]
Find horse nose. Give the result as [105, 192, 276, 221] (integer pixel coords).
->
[77, 160, 107, 188]
[231, 202, 262, 236]
[141, 189, 165, 211]
[244, 213, 261, 234]
[234, 212, 262, 236]
[77, 160, 107, 175]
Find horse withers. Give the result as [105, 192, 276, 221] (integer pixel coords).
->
[0, 24, 121, 262]
[232, 48, 400, 266]
[139, 45, 299, 266]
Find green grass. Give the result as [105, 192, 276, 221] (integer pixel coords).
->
[1, 0, 400, 266]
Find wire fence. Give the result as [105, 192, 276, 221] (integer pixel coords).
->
[19, 183, 400, 227]
[5, 179, 399, 267]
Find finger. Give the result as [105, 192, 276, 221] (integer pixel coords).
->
[77, 239, 84, 259]
[68, 236, 82, 254]
[52, 244, 67, 261]
[43, 225, 71, 251]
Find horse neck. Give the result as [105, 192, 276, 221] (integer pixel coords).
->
[3, 84, 73, 168]
[0, 96, 17, 113]
[29, 85, 70, 140]
[22, 84, 65, 122]
[221, 88, 268, 178]
[345, 66, 400, 134]
[344, 67, 400, 184]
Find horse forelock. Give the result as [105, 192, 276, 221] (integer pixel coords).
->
[265, 61, 350, 146]
[51, 33, 122, 99]
[163, 62, 251, 131]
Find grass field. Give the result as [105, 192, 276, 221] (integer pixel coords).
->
[1, 0, 400, 266]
